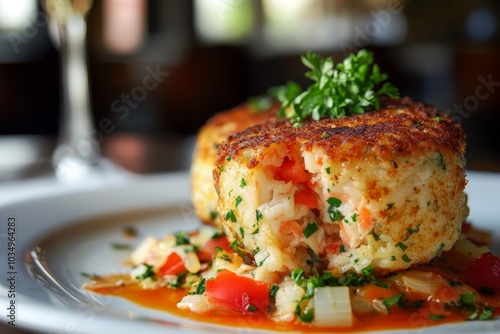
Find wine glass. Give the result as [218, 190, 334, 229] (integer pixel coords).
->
[42, 0, 114, 181]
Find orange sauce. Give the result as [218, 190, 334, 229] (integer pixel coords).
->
[86, 249, 499, 332]
[88, 283, 464, 332]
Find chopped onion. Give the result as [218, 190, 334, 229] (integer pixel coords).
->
[177, 294, 215, 313]
[174, 246, 201, 273]
[313, 286, 353, 327]
[130, 236, 157, 265]
[401, 271, 445, 296]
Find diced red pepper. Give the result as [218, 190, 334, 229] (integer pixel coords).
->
[464, 252, 500, 290]
[275, 158, 309, 184]
[206, 269, 270, 314]
[294, 188, 318, 209]
[197, 235, 233, 262]
[158, 252, 186, 276]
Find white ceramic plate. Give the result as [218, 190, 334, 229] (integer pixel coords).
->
[0, 171, 499, 334]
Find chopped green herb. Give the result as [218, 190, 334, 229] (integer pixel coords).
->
[321, 132, 329, 139]
[436, 153, 446, 171]
[246, 304, 258, 312]
[406, 225, 420, 238]
[240, 178, 247, 188]
[229, 240, 247, 260]
[211, 230, 225, 239]
[296, 305, 314, 323]
[209, 211, 218, 221]
[81, 272, 101, 280]
[235, 196, 243, 207]
[370, 230, 380, 241]
[387, 203, 394, 209]
[460, 292, 475, 305]
[195, 278, 206, 294]
[413, 299, 425, 309]
[247, 96, 273, 112]
[435, 242, 446, 255]
[382, 292, 405, 311]
[327, 197, 342, 207]
[273, 50, 399, 126]
[339, 244, 346, 253]
[225, 155, 231, 161]
[303, 222, 319, 238]
[175, 232, 190, 246]
[111, 243, 132, 250]
[361, 265, 374, 276]
[325, 166, 331, 174]
[269, 284, 280, 300]
[252, 247, 260, 255]
[479, 306, 495, 320]
[306, 248, 320, 265]
[134, 264, 155, 280]
[327, 197, 343, 222]
[256, 210, 263, 222]
[168, 272, 187, 289]
[396, 242, 408, 251]
[225, 210, 237, 223]
[428, 314, 444, 321]
[251, 227, 260, 234]
[351, 213, 358, 222]
[402, 254, 412, 263]
[239, 227, 245, 238]
[391, 256, 397, 261]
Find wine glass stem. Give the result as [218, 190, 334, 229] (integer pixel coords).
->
[53, 13, 99, 170]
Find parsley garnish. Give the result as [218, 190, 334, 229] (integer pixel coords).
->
[195, 278, 206, 294]
[255, 210, 263, 222]
[111, 243, 131, 250]
[327, 197, 343, 222]
[235, 196, 243, 207]
[175, 232, 190, 246]
[273, 50, 399, 126]
[134, 264, 155, 280]
[81, 272, 101, 280]
[240, 178, 247, 188]
[225, 210, 237, 223]
[303, 222, 319, 238]
[428, 314, 444, 321]
[382, 292, 405, 312]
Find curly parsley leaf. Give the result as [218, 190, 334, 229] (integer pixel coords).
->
[272, 50, 399, 126]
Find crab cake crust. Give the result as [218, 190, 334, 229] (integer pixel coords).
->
[191, 102, 278, 223]
[214, 97, 467, 278]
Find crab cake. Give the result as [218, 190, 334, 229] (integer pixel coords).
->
[191, 102, 278, 224]
[214, 97, 467, 279]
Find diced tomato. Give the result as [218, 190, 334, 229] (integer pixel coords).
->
[279, 220, 302, 236]
[205, 269, 270, 314]
[461, 221, 472, 233]
[158, 252, 186, 276]
[324, 243, 340, 255]
[197, 235, 233, 262]
[294, 188, 318, 209]
[275, 158, 308, 184]
[464, 252, 500, 290]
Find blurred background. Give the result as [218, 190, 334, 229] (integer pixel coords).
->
[0, 0, 499, 180]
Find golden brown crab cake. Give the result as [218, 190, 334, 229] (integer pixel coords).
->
[191, 102, 278, 224]
[214, 97, 467, 280]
